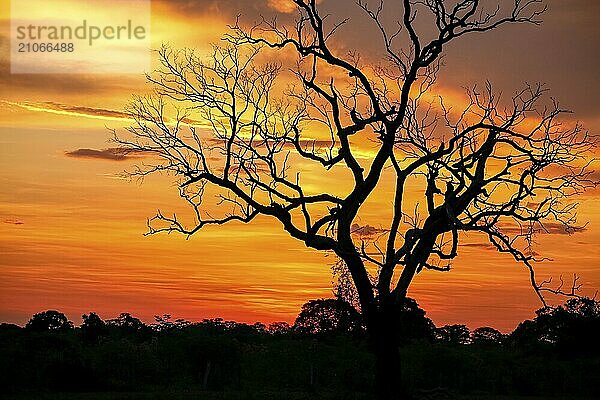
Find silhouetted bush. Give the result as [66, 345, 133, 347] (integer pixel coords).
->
[293, 298, 364, 335]
[434, 324, 471, 345]
[394, 297, 436, 344]
[25, 310, 73, 332]
[509, 297, 600, 356]
[471, 327, 505, 345]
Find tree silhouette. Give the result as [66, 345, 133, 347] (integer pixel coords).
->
[267, 321, 292, 335]
[434, 324, 471, 345]
[116, 1, 597, 398]
[152, 314, 190, 332]
[81, 312, 107, 342]
[394, 297, 435, 343]
[510, 297, 600, 354]
[26, 310, 73, 332]
[106, 312, 147, 337]
[294, 298, 364, 335]
[471, 326, 505, 345]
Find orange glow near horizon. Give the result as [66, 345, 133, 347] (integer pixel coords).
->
[1, 0, 599, 333]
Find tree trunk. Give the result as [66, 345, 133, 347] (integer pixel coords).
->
[369, 307, 411, 400]
[201, 360, 211, 390]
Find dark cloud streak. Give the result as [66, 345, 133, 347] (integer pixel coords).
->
[3, 218, 24, 225]
[65, 148, 147, 161]
[41, 102, 132, 120]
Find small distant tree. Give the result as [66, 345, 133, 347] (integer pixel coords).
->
[82, 312, 105, 329]
[26, 310, 73, 332]
[435, 324, 471, 345]
[116, 0, 597, 397]
[81, 312, 107, 341]
[251, 322, 267, 333]
[511, 297, 600, 354]
[0, 323, 21, 333]
[267, 321, 292, 335]
[471, 326, 505, 345]
[196, 318, 229, 334]
[394, 297, 435, 343]
[508, 319, 541, 348]
[106, 313, 147, 337]
[294, 298, 364, 335]
[151, 314, 190, 332]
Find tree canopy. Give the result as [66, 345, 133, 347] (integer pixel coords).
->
[26, 310, 73, 332]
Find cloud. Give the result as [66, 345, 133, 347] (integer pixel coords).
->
[460, 242, 496, 251]
[498, 222, 587, 236]
[0, 55, 144, 98]
[65, 148, 147, 162]
[266, 0, 324, 13]
[156, 0, 307, 17]
[43, 102, 132, 120]
[156, 0, 253, 16]
[3, 218, 24, 225]
[5, 101, 133, 122]
[296, 139, 337, 148]
[4, 101, 208, 127]
[351, 223, 387, 238]
[205, 136, 338, 151]
[266, 0, 298, 13]
[526, 202, 542, 209]
[538, 222, 587, 235]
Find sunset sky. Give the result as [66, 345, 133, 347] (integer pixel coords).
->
[1, 0, 599, 332]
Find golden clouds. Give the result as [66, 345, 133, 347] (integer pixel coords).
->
[65, 148, 148, 161]
[266, 0, 306, 13]
[4, 101, 133, 122]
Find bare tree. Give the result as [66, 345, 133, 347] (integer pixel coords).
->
[116, 1, 597, 398]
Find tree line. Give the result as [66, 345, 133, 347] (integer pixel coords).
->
[1, 297, 599, 398]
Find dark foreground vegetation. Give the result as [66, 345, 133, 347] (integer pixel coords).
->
[1, 297, 599, 399]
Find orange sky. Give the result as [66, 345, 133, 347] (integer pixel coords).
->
[1, 0, 599, 332]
